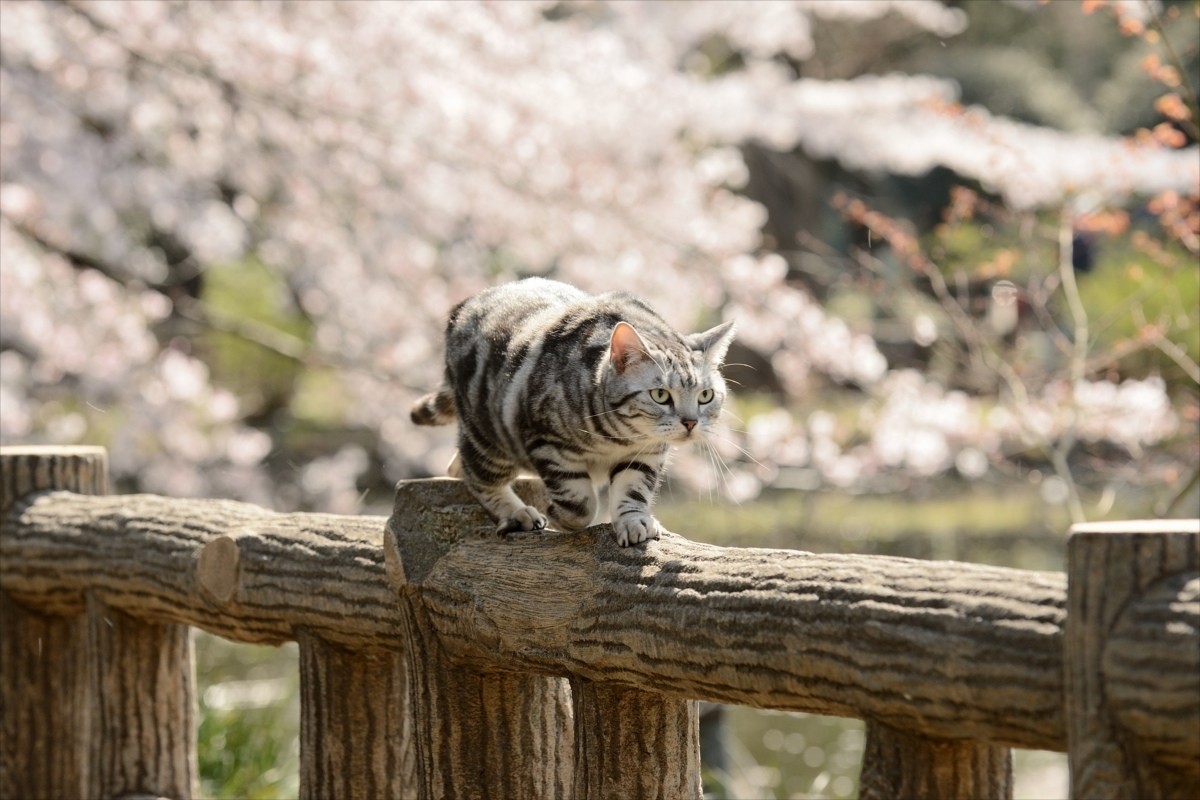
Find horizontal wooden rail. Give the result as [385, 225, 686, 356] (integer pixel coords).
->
[4, 479, 1066, 749]
[388, 481, 1071, 751]
[2, 491, 396, 650]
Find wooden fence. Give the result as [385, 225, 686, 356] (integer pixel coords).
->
[0, 445, 1196, 800]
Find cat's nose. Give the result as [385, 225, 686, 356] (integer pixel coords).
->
[681, 418, 697, 432]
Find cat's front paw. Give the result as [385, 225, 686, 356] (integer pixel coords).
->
[496, 505, 547, 536]
[614, 514, 664, 547]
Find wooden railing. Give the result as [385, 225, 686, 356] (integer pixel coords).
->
[0, 446, 1196, 800]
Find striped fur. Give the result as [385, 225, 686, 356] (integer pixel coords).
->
[412, 278, 735, 546]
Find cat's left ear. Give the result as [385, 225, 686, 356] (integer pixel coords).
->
[687, 321, 736, 366]
[610, 321, 652, 373]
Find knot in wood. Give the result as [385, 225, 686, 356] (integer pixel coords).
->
[197, 534, 241, 605]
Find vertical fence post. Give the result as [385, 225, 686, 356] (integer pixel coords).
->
[570, 678, 701, 800]
[1066, 520, 1200, 800]
[858, 720, 1012, 800]
[297, 630, 414, 799]
[0, 446, 107, 800]
[384, 480, 575, 800]
[393, 593, 574, 799]
[85, 595, 196, 798]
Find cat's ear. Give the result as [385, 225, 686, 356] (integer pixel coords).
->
[610, 321, 651, 373]
[687, 321, 736, 366]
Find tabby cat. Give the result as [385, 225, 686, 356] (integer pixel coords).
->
[411, 278, 736, 546]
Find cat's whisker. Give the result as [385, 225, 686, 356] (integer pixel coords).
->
[719, 407, 745, 425]
[704, 442, 716, 506]
[705, 430, 767, 471]
[581, 408, 621, 420]
[701, 435, 741, 507]
[575, 428, 651, 442]
[701, 436, 725, 485]
[648, 350, 670, 377]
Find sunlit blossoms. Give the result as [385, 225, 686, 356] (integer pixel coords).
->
[1, 0, 1194, 511]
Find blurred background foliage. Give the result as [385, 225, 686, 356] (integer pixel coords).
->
[2, 0, 1198, 798]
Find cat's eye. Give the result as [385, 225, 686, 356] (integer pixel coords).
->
[698, 388, 715, 404]
[649, 388, 671, 404]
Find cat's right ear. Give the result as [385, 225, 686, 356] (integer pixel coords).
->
[610, 321, 650, 373]
[687, 320, 736, 366]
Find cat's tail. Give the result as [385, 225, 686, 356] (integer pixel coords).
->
[411, 389, 456, 426]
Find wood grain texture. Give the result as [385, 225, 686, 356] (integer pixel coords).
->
[0, 445, 107, 515]
[1066, 520, 1200, 800]
[0, 591, 89, 800]
[397, 587, 574, 800]
[0, 446, 107, 800]
[86, 596, 196, 799]
[8, 449, 1200, 800]
[298, 629, 414, 800]
[571, 679, 700, 800]
[2, 491, 396, 650]
[2, 477, 1074, 749]
[859, 720, 1012, 800]
[1103, 572, 1200, 776]
[386, 479, 1068, 750]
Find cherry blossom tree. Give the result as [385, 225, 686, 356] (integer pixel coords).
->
[1, 0, 1195, 517]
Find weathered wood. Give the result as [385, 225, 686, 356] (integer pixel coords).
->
[0, 445, 108, 513]
[0, 591, 89, 800]
[197, 534, 240, 605]
[0, 446, 106, 800]
[1, 491, 396, 649]
[298, 629, 414, 799]
[3, 480, 1071, 750]
[385, 479, 1068, 750]
[858, 720, 1012, 800]
[86, 595, 196, 799]
[1066, 519, 1200, 800]
[8, 447, 1200, 800]
[396, 586, 574, 799]
[1103, 572, 1200, 776]
[571, 679, 700, 800]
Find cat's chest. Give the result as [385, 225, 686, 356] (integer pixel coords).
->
[584, 445, 657, 476]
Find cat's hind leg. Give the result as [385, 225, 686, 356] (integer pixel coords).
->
[458, 437, 546, 534]
[475, 483, 547, 534]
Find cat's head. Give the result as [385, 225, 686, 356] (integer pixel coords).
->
[605, 320, 736, 443]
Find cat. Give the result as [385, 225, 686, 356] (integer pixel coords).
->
[411, 277, 736, 547]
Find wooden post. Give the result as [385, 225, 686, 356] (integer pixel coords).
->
[1102, 572, 1200, 781]
[392, 590, 574, 800]
[385, 480, 574, 799]
[1066, 519, 1200, 800]
[297, 630, 414, 799]
[571, 679, 701, 800]
[858, 720, 1012, 800]
[0, 446, 106, 800]
[85, 595, 196, 799]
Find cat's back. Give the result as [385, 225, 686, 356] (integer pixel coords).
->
[448, 278, 585, 341]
